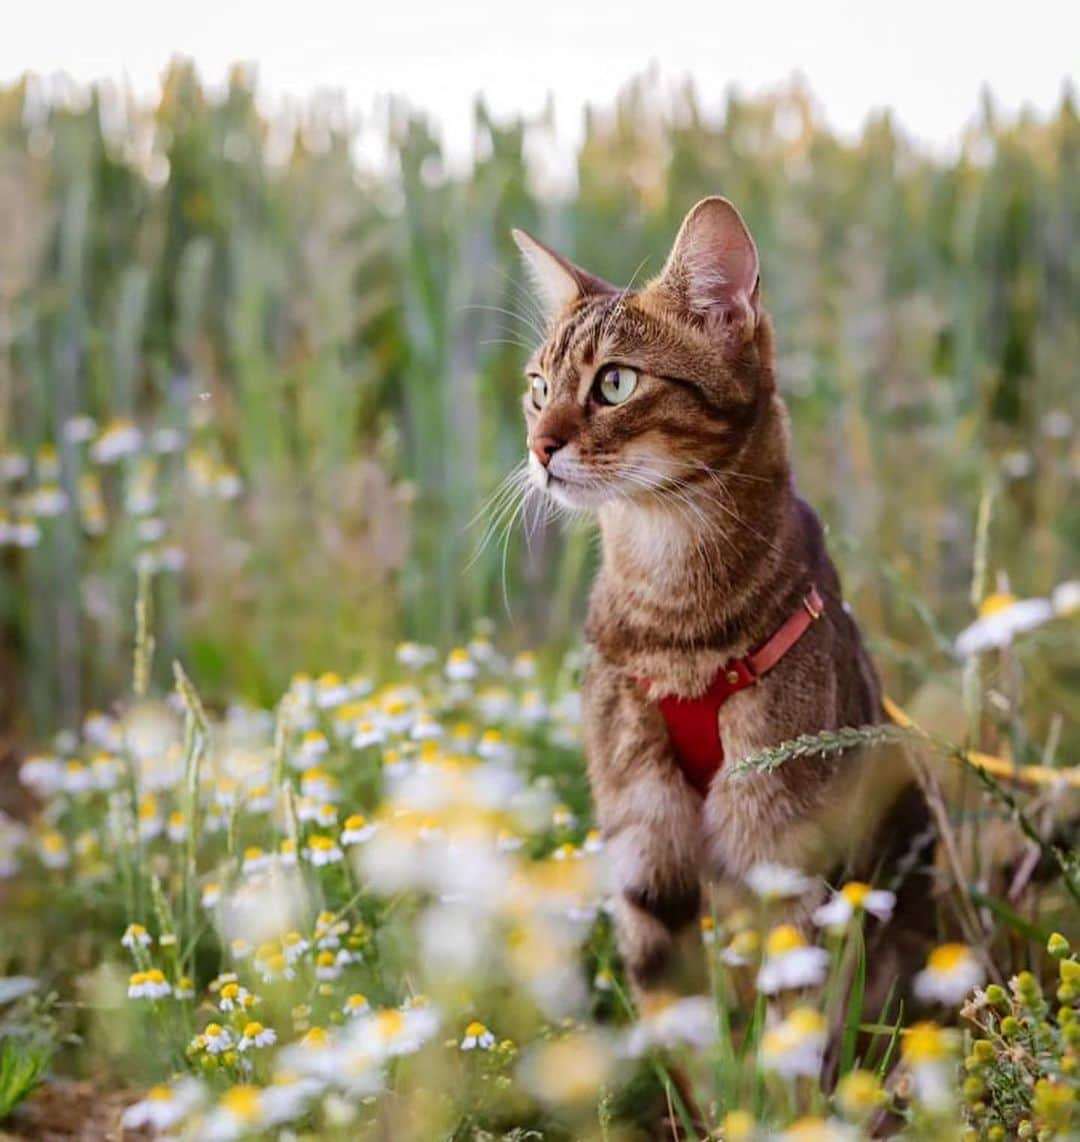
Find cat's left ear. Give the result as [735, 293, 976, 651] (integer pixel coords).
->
[656, 197, 760, 344]
[512, 229, 615, 321]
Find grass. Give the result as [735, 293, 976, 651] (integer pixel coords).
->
[0, 66, 1076, 1141]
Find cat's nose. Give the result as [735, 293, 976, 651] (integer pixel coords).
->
[530, 435, 564, 467]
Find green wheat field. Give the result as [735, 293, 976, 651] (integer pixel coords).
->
[0, 66, 1077, 1140]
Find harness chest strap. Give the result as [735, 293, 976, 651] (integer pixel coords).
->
[638, 586, 825, 796]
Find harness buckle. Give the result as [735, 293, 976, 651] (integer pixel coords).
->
[803, 593, 823, 621]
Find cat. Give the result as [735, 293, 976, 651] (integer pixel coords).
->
[513, 197, 935, 1009]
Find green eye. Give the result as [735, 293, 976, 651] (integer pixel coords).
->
[529, 374, 549, 408]
[597, 365, 638, 405]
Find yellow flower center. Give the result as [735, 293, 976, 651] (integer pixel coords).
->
[465, 1021, 487, 1037]
[376, 1009, 406, 1039]
[301, 1026, 328, 1047]
[902, 1021, 952, 1062]
[345, 814, 367, 830]
[979, 591, 1018, 617]
[765, 924, 806, 957]
[242, 1022, 264, 1038]
[147, 1085, 174, 1102]
[220, 1085, 262, 1123]
[926, 943, 972, 974]
[840, 881, 871, 907]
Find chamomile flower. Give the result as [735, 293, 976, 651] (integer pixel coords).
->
[304, 834, 344, 867]
[278, 838, 298, 866]
[396, 641, 436, 669]
[461, 1021, 496, 1050]
[445, 648, 477, 682]
[760, 1007, 828, 1078]
[202, 1022, 234, 1055]
[237, 1021, 277, 1050]
[121, 1078, 205, 1132]
[351, 720, 386, 749]
[341, 814, 377, 845]
[201, 881, 222, 909]
[300, 767, 339, 803]
[625, 995, 718, 1055]
[242, 846, 272, 876]
[778, 1117, 859, 1141]
[343, 993, 371, 1017]
[757, 925, 829, 993]
[835, 1069, 884, 1119]
[315, 672, 350, 708]
[202, 1084, 265, 1141]
[812, 881, 896, 929]
[60, 760, 94, 794]
[410, 713, 444, 741]
[281, 931, 311, 963]
[175, 976, 196, 1000]
[914, 943, 985, 1004]
[954, 591, 1055, 657]
[137, 794, 164, 841]
[91, 418, 142, 464]
[121, 923, 152, 950]
[19, 755, 63, 798]
[128, 969, 172, 999]
[167, 811, 187, 843]
[350, 1003, 441, 1059]
[37, 830, 69, 869]
[745, 861, 815, 900]
[594, 968, 615, 991]
[295, 730, 328, 768]
[315, 950, 344, 981]
[901, 1021, 959, 1109]
[552, 804, 577, 830]
[218, 982, 253, 1012]
[700, 915, 719, 945]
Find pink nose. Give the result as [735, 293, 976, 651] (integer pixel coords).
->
[530, 435, 564, 467]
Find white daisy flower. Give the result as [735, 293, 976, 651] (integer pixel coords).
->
[812, 881, 896, 929]
[241, 846, 272, 876]
[121, 1078, 204, 1132]
[201, 881, 222, 909]
[756, 926, 829, 994]
[351, 719, 386, 749]
[201, 1085, 265, 1141]
[0, 451, 29, 481]
[30, 485, 69, 517]
[760, 1006, 827, 1078]
[460, 1020, 496, 1050]
[341, 814, 377, 845]
[350, 1002, 441, 1059]
[127, 970, 172, 1000]
[281, 932, 311, 963]
[121, 923, 152, 950]
[300, 767, 340, 803]
[626, 995, 718, 1055]
[901, 1022, 959, 1109]
[37, 831, 69, 870]
[202, 1022, 234, 1055]
[150, 426, 184, 453]
[518, 690, 549, 725]
[512, 652, 538, 679]
[91, 418, 143, 464]
[237, 1021, 277, 1051]
[314, 672, 350, 709]
[914, 943, 985, 1005]
[295, 730, 329, 768]
[410, 714, 444, 741]
[445, 648, 478, 682]
[745, 861, 815, 900]
[19, 755, 64, 798]
[954, 592, 1054, 657]
[396, 641, 437, 669]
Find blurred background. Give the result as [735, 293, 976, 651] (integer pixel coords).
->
[0, 1, 1076, 752]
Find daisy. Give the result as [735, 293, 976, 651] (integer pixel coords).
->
[237, 1021, 277, 1050]
[756, 926, 829, 994]
[901, 1021, 959, 1109]
[203, 1022, 234, 1055]
[460, 1021, 496, 1050]
[241, 846, 272, 876]
[315, 672, 350, 709]
[174, 976, 196, 1000]
[166, 811, 187, 843]
[745, 861, 815, 901]
[343, 993, 371, 1017]
[914, 943, 985, 1004]
[518, 690, 549, 724]
[90, 418, 143, 464]
[295, 730, 328, 768]
[477, 728, 514, 762]
[410, 713, 444, 741]
[627, 995, 718, 1055]
[60, 761, 94, 795]
[218, 982, 252, 1012]
[230, 938, 253, 961]
[315, 950, 343, 981]
[201, 881, 222, 909]
[778, 1117, 859, 1141]
[128, 969, 172, 1000]
[341, 814, 377, 845]
[512, 651, 537, 679]
[700, 916, 719, 945]
[121, 923, 152, 950]
[396, 641, 436, 669]
[954, 591, 1054, 657]
[760, 1007, 828, 1078]
[351, 720, 386, 749]
[812, 881, 896, 929]
[38, 831, 69, 870]
[552, 804, 577, 830]
[351, 1003, 441, 1059]
[314, 912, 349, 949]
[300, 767, 340, 803]
[445, 648, 477, 682]
[245, 784, 275, 814]
[121, 1078, 204, 1132]
[278, 838, 298, 866]
[281, 932, 311, 963]
[304, 834, 344, 867]
[19, 755, 63, 798]
[201, 1085, 265, 1141]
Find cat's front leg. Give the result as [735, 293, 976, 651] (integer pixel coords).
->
[583, 658, 704, 1000]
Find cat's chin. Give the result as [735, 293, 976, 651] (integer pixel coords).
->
[543, 474, 612, 511]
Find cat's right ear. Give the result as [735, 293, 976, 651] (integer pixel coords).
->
[512, 229, 614, 321]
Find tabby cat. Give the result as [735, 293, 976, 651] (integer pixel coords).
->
[513, 198, 934, 1005]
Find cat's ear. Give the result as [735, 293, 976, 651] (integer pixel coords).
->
[656, 197, 760, 343]
[512, 228, 614, 320]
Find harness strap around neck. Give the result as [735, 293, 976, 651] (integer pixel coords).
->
[640, 586, 824, 796]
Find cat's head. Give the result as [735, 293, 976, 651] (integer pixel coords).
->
[514, 197, 784, 511]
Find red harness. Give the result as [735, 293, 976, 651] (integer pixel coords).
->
[640, 586, 825, 796]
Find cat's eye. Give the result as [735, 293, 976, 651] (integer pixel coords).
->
[529, 374, 549, 409]
[596, 365, 639, 406]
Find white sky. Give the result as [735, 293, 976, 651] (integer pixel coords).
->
[4, 0, 1077, 162]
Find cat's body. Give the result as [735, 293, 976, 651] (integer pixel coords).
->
[514, 199, 933, 1000]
